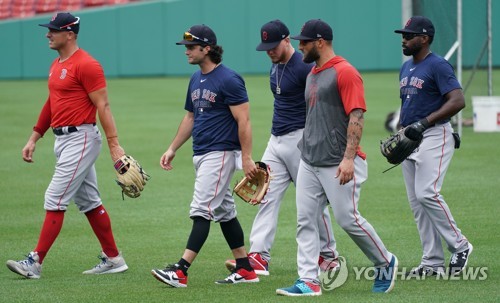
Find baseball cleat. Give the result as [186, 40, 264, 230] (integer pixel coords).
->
[215, 268, 259, 284]
[224, 252, 269, 276]
[448, 242, 473, 276]
[276, 279, 322, 296]
[318, 255, 340, 272]
[405, 264, 445, 277]
[372, 255, 398, 293]
[82, 251, 128, 275]
[151, 264, 188, 288]
[6, 251, 42, 279]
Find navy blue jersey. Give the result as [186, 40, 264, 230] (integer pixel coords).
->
[185, 64, 249, 156]
[269, 51, 313, 136]
[399, 53, 462, 127]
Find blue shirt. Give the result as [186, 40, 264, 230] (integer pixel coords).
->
[399, 53, 462, 127]
[269, 51, 312, 136]
[185, 64, 249, 156]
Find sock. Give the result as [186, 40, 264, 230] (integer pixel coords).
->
[34, 211, 65, 264]
[235, 257, 253, 271]
[85, 205, 119, 258]
[177, 258, 191, 275]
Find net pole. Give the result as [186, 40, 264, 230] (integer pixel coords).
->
[488, 0, 493, 96]
[457, 0, 463, 136]
[402, 0, 412, 63]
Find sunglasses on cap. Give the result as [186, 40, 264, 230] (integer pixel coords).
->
[59, 17, 80, 30]
[183, 32, 205, 43]
[402, 33, 425, 40]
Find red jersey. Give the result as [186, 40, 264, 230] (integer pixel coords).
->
[34, 49, 106, 135]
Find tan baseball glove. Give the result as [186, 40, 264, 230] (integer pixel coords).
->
[114, 155, 150, 198]
[233, 161, 271, 205]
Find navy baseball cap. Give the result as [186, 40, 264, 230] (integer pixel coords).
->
[291, 19, 333, 41]
[394, 16, 435, 36]
[176, 24, 217, 46]
[256, 20, 290, 51]
[39, 12, 80, 34]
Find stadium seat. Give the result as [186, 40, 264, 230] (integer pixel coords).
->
[0, 0, 135, 20]
[11, 0, 35, 18]
[107, 0, 129, 4]
[0, 0, 13, 19]
[83, 0, 105, 7]
[57, 0, 82, 11]
[35, 0, 58, 13]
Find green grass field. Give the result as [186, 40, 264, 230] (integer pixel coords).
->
[1, 71, 499, 302]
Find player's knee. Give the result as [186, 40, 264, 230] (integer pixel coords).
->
[415, 190, 439, 204]
[336, 218, 360, 232]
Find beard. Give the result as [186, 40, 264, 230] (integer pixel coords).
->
[402, 43, 422, 56]
[303, 46, 320, 63]
[271, 52, 287, 64]
[402, 47, 414, 56]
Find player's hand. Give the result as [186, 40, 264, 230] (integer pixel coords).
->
[335, 158, 354, 185]
[160, 149, 176, 171]
[22, 141, 36, 163]
[242, 157, 257, 179]
[109, 145, 125, 163]
[404, 118, 430, 141]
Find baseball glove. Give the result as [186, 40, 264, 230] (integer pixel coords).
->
[114, 155, 150, 198]
[233, 161, 271, 205]
[380, 127, 423, 165]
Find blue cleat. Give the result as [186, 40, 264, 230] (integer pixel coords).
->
[373, 255, 398, 293]
[276, 279, 322, 296]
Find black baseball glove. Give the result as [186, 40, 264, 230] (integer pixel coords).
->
[380, 127, 423, 165]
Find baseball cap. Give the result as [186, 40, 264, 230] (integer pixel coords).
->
[39, 12, 80, 34]
[256, 19, 290, 51]
[291, 19, 333, 41]
[176, 24, 217, 46]
[394, 16, 435, 36]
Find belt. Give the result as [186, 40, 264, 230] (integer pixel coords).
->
[53, 126, 78, 136]
[52, 123, 96, 136]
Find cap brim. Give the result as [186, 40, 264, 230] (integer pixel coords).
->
[290, 34, 314, 41]
[176, 40, 200, 45]
[394, 29, 419, 34]
[39, 23, 61, 30]
[256, 40, 281, 51]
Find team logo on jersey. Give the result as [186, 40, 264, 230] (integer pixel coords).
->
[400, 76, 424, 89]
[191, 88, 217, 113]
[192, 88, 217, 103]
[60, 69, 68, 80]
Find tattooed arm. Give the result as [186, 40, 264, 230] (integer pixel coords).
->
[336, 108, 364, 185]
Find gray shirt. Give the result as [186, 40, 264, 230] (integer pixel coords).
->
[298, 56, 366, 166]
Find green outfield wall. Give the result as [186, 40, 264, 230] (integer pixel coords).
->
[0, 0, 498, 79]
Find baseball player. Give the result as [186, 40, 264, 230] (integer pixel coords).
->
[277, 19, 398, 296]
[151, 24, 259, 288]
[224, 20, 340, 276]
[6, 12, 129, 279]
[394, 16, 472, 277]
